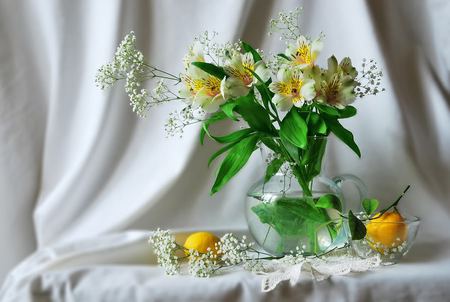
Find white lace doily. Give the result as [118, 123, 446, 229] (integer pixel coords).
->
[255, 249, 381, 292]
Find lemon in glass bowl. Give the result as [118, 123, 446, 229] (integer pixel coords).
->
[351, 211, 420, 265]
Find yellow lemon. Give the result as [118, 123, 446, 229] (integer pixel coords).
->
[366, 211, 408, 253]
[184, 232, 219, 255]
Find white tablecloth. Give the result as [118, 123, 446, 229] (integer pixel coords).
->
[2, 231, 450, 301]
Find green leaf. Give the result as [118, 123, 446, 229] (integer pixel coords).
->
[200, 111, 227, 145]
[251, 197, 327, 237]
[316, 194, 342, 212]
[255, 83, 271, 111]
[241, 41, 262, 62]
[362, 198, 379, 216]
[301, 136, 326, 165]
[325, 118, 361, 157]
[220, 101, 239, 121]
[251, 196, 342, 254]
[260, 137, 280, 153]
[208, 141, 239, 167]
[280, 136, 300, 165]
[280, 109, 308, 149]
[317, 104, 340, 117]
[211, 135, 259, 194]
[337, 106, 357, 119]
[235, 94, 273, 133]
[277, 53, 290, 61]
[211, 128, 254, 144]
[276, 198, 327, 222]
[264, 158, 284, 183]
[348, 210, 367, 240]
[308, 112, 327, 135]
[191, 62, 226, 80]
[248, 70, 278, 115]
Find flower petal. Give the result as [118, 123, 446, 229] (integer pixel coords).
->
[254, 61, 271, 83]
[311, 38, 323, 61]
[189, 64, 208, 79]
[203, 94, 225, 113]
[193, 87, 210, 107]
[293, 99, 305, 108]
[242, 52, 254, 67]
[277, 67, 291, 82]
[220, 77, 249, 99]
[179, 86, 193, 102]
[272, 94, 292, 111]
[268, 81, 286, 95]
[300, 79, 316, 101]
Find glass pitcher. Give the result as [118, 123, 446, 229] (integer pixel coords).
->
[245, 136, 367, 256]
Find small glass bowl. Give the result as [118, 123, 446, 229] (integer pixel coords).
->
[351, 213, 420, 265]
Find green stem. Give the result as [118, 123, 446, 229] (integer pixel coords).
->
[370, 185, 411, 219]
[291, 165, 312, 196]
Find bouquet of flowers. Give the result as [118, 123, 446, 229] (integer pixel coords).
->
[96, 8, 386, 251]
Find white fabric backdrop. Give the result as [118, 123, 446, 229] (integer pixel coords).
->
[0, 0, 449, 300]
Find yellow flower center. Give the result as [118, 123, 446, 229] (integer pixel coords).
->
[241, 62, 254, 86]
[293, 43, 312, 66]
[274, 78, 304, 103]
[200, 76, 221, 96]
[225, 63, 254, 86]
[182, 75, 221, 97]
[181, 75, 197, 95]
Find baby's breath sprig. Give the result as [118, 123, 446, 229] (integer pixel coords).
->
[95, 32, 182, 117]
[148, 228, 182, 275]
[188, 249, 218, 278]
[269, 7, 302, 42]
[148, 231, 318, 278]
[193, 31, 241, 65]
[164, 105, 207, 138]
[355, 58, 386, 98]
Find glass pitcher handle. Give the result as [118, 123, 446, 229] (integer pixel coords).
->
[332, 174, 368, 212]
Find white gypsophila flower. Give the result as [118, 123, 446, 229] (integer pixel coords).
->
[355, 58, 385, 98]
[217, 234, 253, 266]
[124, 69, 149, 117]
[95, 31, 145, 88]
[148, 229, 180, 275]
[243, 259, 267, 273]
[188, 249, 218, 278]
[149, 79, 184, 108]
[280, 246, 306, 265]
[96, 31, 183, 117]
[193, 31, 241, 66]
[269, 7, 302, 41]
[164, 105, 206, 138]
[96, 31, 150, 116]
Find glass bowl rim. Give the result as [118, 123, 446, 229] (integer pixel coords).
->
[358, 213, 420, 224]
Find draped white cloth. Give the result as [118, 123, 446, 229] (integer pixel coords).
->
[0, 0, 449, 301]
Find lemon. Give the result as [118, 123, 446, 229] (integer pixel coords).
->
[184, 232, 219, 255]
[366, 211, 408, 253]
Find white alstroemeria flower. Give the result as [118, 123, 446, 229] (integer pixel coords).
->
[192, 76, 226, 113]
[179, 70, 225, 112]
[285, 36, 323, 69]
[180, 42, 224, 112]
[179, 64, 207, 103]
[268, 67, 316, 111]
[222, 52, 271, 99]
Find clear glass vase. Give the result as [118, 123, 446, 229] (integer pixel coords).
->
[245, 137, 367, 256]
